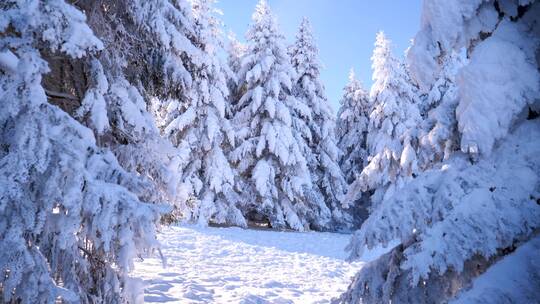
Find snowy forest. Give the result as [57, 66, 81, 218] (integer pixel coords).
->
[1, 0, 539, 303]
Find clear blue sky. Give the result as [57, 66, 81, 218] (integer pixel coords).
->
[217, 0, 422, 112]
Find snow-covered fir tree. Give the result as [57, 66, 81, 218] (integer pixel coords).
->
[0, 1, 161, 302]
[289, 18, 350, 230]
[151, 0, 244, 226]
[226, 32, 247, 115]
[3, 0, 539, 302]
[33, 0, 205, 224]
[129, 0, 201, 98]
[339, 1, 540, 303]
[227, 33, 247, 79]
[417, 52, 464, 168]
[74, 0, 189, 217]
[345, 31, 422, 206]
[336, 69, 371, 184]
[231, 0, 319, 231]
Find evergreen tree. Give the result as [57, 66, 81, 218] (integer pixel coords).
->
[340, 1, 540, 303]
[336, 69, 371, 184]
[417, 52, 464, 168]
[0, 1, 160, 302]
[130, 0, 201, 98]
[152, 0, 244, 226]
[77, 3, 186, 214]
[289, 18, 350, 229]
[227, 32, 246, 79]
[346, 31, 422, 206]
[43, 0, 203, 222]
[226, 32, 247, 114]
[231, 0, 313, 231]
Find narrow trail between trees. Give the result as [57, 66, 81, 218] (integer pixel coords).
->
[132, 226, 364, 303]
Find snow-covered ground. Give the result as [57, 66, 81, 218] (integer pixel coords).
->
[132, 225, 364, 303]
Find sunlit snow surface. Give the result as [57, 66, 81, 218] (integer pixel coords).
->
[132, 225, 365, 303]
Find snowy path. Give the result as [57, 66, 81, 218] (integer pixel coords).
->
[132, 226, 363, 303]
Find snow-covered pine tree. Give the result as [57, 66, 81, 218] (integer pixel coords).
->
[95, 29, 185, 211]
[129, 0, 209, 221]
[0, 1, 161, 302]
[339, 1, 540, 303]
[289, 18, 350, 230]
[150, 0, 244, 227]
[226, 32, 247, 116]
[227, 33, 246, 79]
[336, 69, 371, 185]
[130, 0, 201, 98]
[38, 0, 196, 223]
[231, 0, 315, 231]
[417, 52, 464, 168]
[345, 31, 422, 206]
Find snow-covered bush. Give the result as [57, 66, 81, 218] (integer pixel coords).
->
[0, 1, 160, 302]
[290, 18, 351, 230]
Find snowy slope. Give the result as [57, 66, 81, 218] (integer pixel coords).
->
[131, 226, 363, 303]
